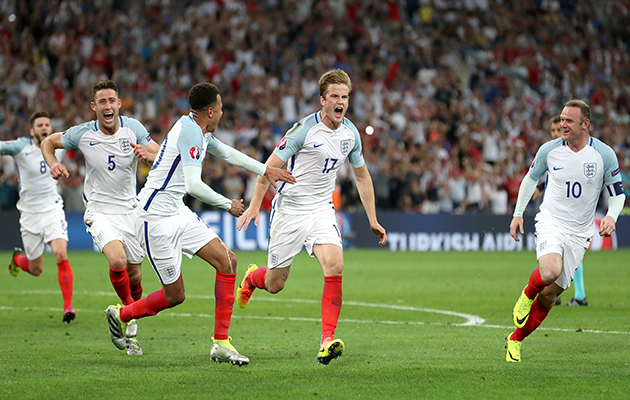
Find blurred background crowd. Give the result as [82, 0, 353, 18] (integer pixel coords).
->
[2, 0, 630, 215]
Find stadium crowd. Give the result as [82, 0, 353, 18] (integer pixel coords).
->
[1, 0, 630, 215]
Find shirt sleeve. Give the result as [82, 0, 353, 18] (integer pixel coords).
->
[61, 121, 94, 149]
[177, 124, 205, 168]
[345, 119, 366, 169]
[123, 116, 152, 146]
[0, 138, 28, 156]
[272, 121, 307, 163]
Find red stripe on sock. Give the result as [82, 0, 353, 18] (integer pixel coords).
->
[120, 289, 171, 323]
[56, 259, 73, 309]
[214, 272, 236, 340]
[109, 266, 134, 306]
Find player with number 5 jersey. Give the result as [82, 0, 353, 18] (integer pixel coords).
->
[3, 111, 75, 324]
[42, 80, 161, 356]
[506, 99, 625, 362]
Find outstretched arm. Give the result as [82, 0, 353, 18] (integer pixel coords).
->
[183, 165, 244, 217]
[353, 163, 387, 246]
[236, 154, 286, 231]
[510, 173, 538, 241]
[41, 133, 69, 179]
[207, 141, 295, 189]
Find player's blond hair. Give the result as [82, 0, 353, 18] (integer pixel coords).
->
[318, 69, 352, 98]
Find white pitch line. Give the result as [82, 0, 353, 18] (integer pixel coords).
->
[3, 290, 629, 335]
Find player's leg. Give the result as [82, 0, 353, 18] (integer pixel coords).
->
[103, 240, 135, 306]
[128, 262, 143, 302]
[564, 263, 587, 306]
[195, 235, 249, 365]
[313, 243, 345, 365]
[11, 224, 45, 276]
[49, 238, 75, 322]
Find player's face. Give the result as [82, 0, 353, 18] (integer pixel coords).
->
[560, 106, 588, 143]
[206, 94, 223, 133]
[549, 122, 561, 139]
[30, 116, 52, 146]
[91, 88, 121, 134]
[320, 83, 349, 130]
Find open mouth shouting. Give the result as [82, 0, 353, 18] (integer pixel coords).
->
[103, 111, 115, 123]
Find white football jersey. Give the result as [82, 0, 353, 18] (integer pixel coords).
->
[136, 114, 219, 216]
[61, 116, 152, 214]
[272, 111, 364, 214]
[0, 137, 65, 212]
[530, 137, 622, 238]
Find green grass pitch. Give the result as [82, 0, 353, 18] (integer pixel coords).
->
[1, 249, 629, 399]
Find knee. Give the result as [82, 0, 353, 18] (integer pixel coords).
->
[266, 279, 285, 294]
[127, 266, 142, 283]
[215, 252, 238, 274]
[108, 255, 127, 270]
[29, 264, 43, 276]
[165, 291, 185, 307]
[539, 268, 560, 284]
[52, 251, 67, 264]
[328, 262, 344, 276]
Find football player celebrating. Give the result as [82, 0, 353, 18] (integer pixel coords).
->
[3, 111, 75, 323]
[507, 99, 625, 362]
[236, 69, 387, 365]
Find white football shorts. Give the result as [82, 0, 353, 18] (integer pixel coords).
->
[267, 207, 342, 269]
[19, 206, 68, 260]
[84, 210, 144, 264]
[534, 220, 590, 290]
[139, 207, 218, 285]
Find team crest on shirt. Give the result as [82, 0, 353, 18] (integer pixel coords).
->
[584, 163, 596, 179]
[119, 138, 132, 154]
[340, 139, 351, 156]
[189, 146, 201, 160]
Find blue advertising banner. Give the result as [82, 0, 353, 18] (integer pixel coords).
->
[1, 211, 628, 252]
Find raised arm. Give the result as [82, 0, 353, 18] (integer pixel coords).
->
[236, 154, 286, 231]
[352, 163, 387, 246]
[41, 132, 69, 179]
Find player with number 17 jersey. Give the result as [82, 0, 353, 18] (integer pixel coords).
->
[272, 112, 364, 214]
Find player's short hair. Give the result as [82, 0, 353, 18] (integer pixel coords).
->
[92, 80, 119, 99]
[550, 115, 561, 124]
[188, 82, 220, 113]
[30, 110, 50, 126]
[318, 69, 352, 98]
[564, 99, 591, 122]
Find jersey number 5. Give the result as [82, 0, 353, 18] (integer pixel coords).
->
[108, 155, 116, 171]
